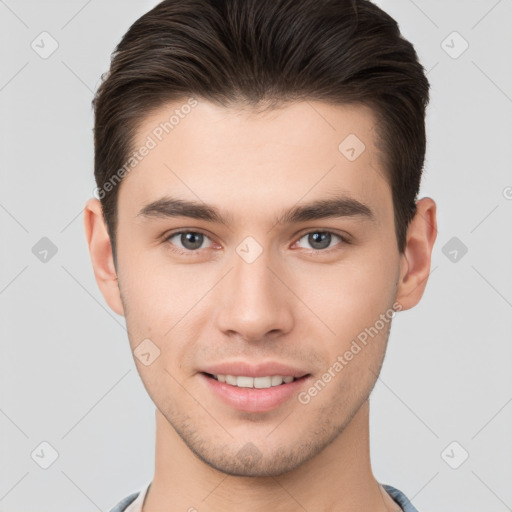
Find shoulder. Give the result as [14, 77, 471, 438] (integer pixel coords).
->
[109, 481, 151, 512]
[109, 491, 140, 512]
[382, 484, 420, 512]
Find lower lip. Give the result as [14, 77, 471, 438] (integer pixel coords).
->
[199, 373, 311, 413]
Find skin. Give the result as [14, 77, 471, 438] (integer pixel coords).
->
[84, 99, 437, 511]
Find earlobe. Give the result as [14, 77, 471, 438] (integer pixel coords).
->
[395, 197, 438, 311]
[83, 198, 125, 317]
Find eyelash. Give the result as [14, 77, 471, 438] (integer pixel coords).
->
[163, 229, 351, 256]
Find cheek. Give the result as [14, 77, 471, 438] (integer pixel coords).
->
[298, 252, 396, 342]
[118, 257, 210, 376]
[119, 246, 201, 323]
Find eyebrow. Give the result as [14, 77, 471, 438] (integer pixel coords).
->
[136, 195, 375, 226]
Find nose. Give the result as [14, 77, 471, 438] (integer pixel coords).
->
[214, 246, 294, 343]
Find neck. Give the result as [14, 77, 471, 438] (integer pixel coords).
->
[142, 400, 398, 512]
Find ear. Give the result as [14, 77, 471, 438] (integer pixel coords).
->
[83, 198, 125, 317]
[395, 197, 438, 311]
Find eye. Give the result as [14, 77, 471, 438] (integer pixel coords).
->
[164, 229, 350, 256]
[294, 230, 349, 252]
[165, 230, 215, 254]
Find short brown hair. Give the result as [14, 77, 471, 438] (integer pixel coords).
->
[92, 0, 430, 266]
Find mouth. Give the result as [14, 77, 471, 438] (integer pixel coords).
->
[201, 372, 310, 388]
[199, 371, 312, 412]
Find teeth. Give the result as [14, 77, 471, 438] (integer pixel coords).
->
[271, 375, 283, 386]
[225, 375, 237, 386]
[213, 374, 297, 388]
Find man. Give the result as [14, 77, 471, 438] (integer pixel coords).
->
[84, 0, 437, 510]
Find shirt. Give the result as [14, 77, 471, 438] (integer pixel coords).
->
[109, 482, 419, 512]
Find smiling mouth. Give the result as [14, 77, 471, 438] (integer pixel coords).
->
[202, 372, 310, 389]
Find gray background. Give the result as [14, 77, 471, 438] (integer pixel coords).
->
[1, 0, 511, 510]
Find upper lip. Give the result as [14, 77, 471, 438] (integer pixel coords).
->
[200, 361, 310, 378]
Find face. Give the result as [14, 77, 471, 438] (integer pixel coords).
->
[109, 99, 406, 476]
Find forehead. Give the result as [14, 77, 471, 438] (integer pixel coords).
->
[118, 98, 391, 228]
